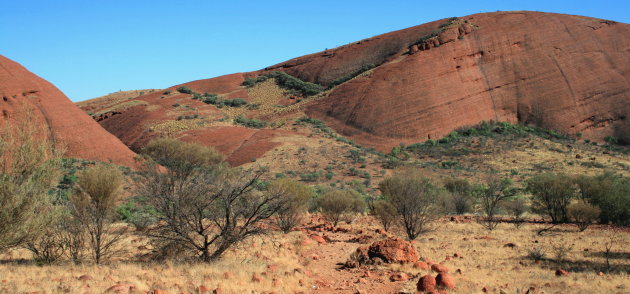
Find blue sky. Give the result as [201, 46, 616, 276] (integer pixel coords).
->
[1, 0, 628, 102]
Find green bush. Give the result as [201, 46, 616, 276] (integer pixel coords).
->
[222, 98, 248, 107]
[234, 115, 266, 128]
[246, 72, 323, 97]
[176, 86, 193, 94]
[328, 64, 375, 88]
[317, 190, 366, 226]
[575, 172, 630, 226]
[527, 173, 576, 223]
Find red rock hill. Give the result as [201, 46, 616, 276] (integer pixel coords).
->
[0, 55, 138, 167]
[81, 11, 630, 157]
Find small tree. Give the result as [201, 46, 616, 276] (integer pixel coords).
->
[317, 190, 365, 227]
[568, 202, 600, 232]
[373, 200, 397, 231]
[477, 175, 516, 231]
[379, 169, 443, 240]
[70, 163, 125, 264]
[268, 178, 312, 233]
[443, 177, 473, 215]
[0, 108, 63, 252]
[527, 173, 575, 223]
[138, 138, 290, 262]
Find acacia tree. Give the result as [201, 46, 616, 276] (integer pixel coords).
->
[379, 169, 443, 240]
[138, 138, 291, 262]
[477, 175, 516, 230]
[0, 108, 63, 252]
[70, 163, 125, 264]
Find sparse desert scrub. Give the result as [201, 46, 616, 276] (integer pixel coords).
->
[0, 231, 310, 294]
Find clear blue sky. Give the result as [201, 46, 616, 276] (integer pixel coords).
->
[1, 0, 628, 102]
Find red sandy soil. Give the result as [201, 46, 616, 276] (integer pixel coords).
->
[0, 55, 138, 168]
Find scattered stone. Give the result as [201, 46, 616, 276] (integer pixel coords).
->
[431, 263, 449, 273]
[105, 283, 136, 293]
[504, 242, 519, 248]
[417, 275, 437, 292]
[436, 273, 456, 289]
[78, 275, 93, 281]
[310, 234, 327, 245]
[555, 269, 569, 276]
[251, 273, 263, 283]
[414, 261, 429, 270]
[389, 272, 409, 282]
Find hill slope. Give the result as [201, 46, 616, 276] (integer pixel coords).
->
[0, 55, 138, 167]
[79, 11, 630, 161]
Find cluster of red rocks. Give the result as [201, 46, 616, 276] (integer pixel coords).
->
[344, 237, 458, 293]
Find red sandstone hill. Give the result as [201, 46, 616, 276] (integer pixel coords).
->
[0, 55, 139, 168]
[80, 11, 630, 160]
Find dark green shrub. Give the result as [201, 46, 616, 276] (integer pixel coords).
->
[234, 115, 266, 128]
[176, 86, 193, 94]
[575, 172, 630, 226]
[222, 98, 248, 107]
[328, 64, 375, 88]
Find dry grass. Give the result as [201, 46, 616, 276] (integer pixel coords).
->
[393, 220, 630, 293]
[0, 231, 311, 294]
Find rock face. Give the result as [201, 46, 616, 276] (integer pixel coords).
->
[0, 55, 138, 168]
[305, 11, 630, 150]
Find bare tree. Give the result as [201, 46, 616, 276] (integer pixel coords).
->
[0, 107, 63, 251]
[379, 169, 443, 240]
[138, 138, 291, 262]
[477, 175, 516, 231]
[70, 163, 125, 264]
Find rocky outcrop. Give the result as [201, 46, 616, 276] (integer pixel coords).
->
[0, 55, 138, 168]
[305, 11, 630, 151]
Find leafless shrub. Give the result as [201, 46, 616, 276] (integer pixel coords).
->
[551, 237, 574, 263]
